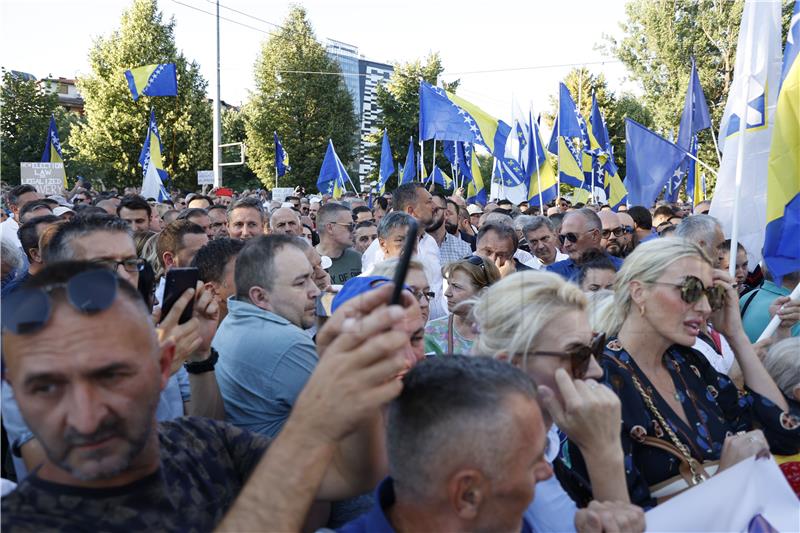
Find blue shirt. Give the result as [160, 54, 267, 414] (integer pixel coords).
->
[338, 477, 535, 533]
[213, 298, 318, 438]
[740, 281, 800, 342]
[546, 254, 624, 281]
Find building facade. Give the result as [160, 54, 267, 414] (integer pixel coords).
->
[325, 39, 393, 186]
[41, 77, 84, 114]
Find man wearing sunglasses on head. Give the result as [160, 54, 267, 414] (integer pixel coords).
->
[1, 262, 414, 531]
[547, 209, 624, 282]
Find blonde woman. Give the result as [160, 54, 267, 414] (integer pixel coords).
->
[424, 256, 500, 355]
[561, 238, 798, 508]
[472, 270, 642, 532]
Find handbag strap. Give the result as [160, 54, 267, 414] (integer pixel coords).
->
[630, 374, 710, 486]
[447, 314, 455, 355]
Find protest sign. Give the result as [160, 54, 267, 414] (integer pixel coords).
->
[197, 170, 214, 185]
[271, 187, 295, 203]
[20, 162, 66, 196]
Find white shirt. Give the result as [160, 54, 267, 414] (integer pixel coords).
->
[524, 425, 578, 533]
[693, 329, 735, 375]
[361, 233, 447, 320]
[0, 217, 20, 248]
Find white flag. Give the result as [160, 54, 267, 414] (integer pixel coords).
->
[140, 157, 163, 201]
[709, 0, 783, 266]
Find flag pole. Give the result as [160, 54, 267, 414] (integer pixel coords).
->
[418, 138, 424, 182]
[432, 138, 436, 181]
[557, 85, 561, 202]
[729, 72, 753, 279]
[710, 127, 723, 166]
[531, 109, 544, 211]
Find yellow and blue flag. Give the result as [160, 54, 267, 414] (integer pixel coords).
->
[506, 102, 557, 205]
[41, 114, 67, 187]
[547, 83, 589, 188]
[274, 132, 290, 177]
[317, 140, 350, 199]
[764, 0, 800, 280]
[139, 109, 170, 202]
[419, 82, 511, 159]
[587, 94, 627, 209]
[125, 63, 178, 101]
[377, 129, 395, 194]
[425, 166, 453, 189]
[466, 146, 487, 205]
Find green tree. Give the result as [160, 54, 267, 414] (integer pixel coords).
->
[606, 0, 794, 193]
[244, 5, 357, 192]
[219, 106, 260, 191]
[69, 0, 212, 191]
[0, 70, 60, 184]
[364, 53, 458, 190]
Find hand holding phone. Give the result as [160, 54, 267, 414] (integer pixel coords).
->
[390, 218, 418, 306]
[160, 267, 199, 324]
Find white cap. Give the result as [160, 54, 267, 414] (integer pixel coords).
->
[467, 204, 483, 215]
[53, 206, 75, 217]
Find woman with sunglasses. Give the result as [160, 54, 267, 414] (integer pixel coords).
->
[562, 238, 799, 508]
[472, 270, 637, 532]
[424, 256, 500, 356]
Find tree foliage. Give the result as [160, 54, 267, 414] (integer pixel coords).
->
[0, 70, 60, 184]
[244, 5, 358, 192]
[69, 0, 212, 191]
[606, 0, 794, 194]
[364, 53, 458, 190]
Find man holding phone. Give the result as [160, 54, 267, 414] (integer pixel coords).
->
[154, 220, 208, 305]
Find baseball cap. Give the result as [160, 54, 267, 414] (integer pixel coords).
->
[467, 204, 483, 216]
[53, 206, 75, 217]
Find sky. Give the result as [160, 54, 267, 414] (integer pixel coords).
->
[1, 0, 639, 123]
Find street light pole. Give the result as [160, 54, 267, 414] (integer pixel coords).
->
[212, 0, 222, 188]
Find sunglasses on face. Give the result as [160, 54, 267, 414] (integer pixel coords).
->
[527, 333, 606, 379]
[2, 269, 118, 335]
[652, 275, 726, 311]
[601, 227, 625, 239]
[559, 229, 595, 245]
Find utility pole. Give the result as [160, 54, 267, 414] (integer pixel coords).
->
[212, 0, 222, 187]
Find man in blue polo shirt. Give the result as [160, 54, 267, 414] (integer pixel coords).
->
[547, 209, 623, 281]
[213, 234, 321, 437]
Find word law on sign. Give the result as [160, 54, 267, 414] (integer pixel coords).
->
[20, 162, 66, 196]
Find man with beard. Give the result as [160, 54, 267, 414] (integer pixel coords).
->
[616, 211, 636, 256]
[362, 183, 445, 320]
[547, 209, 623, 281]
[429, 194, 470, 266]
[597, 210, 624, 258]
[316, 203, 362, 285]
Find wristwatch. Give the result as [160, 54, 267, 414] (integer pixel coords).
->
[184, 348, 219, 374]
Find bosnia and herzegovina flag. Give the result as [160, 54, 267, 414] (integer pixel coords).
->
[41, 114, 67, 187]
[425, 166, 453, 189]
[274, 132, 290, 177]
[466, 147, 487, 205]
[587, 94, 627, 209]
[125, 63, 178, 101]
[764, 0, 800, 281]
[419, 81, 511, 160]
[139, 109, 170, 202]
[547, 83, 589, 189]
[378, 129, 395, 194]
[317, 140, 350, 199]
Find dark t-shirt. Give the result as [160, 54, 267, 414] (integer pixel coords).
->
[328, 248, 363, 285]
[1, 417, 270, 532]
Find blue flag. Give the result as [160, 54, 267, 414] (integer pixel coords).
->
[317, 140, 350, 199]
[546, 83, 589, 188]
[418, 82, 511, 158]
[400, 138, 416, 185]
[274, 132, 290, 177]
[425, 166, 453, 189]
[378, 129, 395, 194]
[139, 109, 170, 202]
[625, 118, 687, 207]
[125, 63, 178, 101]
[677, 57, 712, 151]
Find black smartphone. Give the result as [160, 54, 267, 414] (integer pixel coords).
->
[390, 218, 418, 306]
[160, 267, 199, 324]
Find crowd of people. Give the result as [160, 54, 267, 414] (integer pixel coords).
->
[0, 179, 798, 532]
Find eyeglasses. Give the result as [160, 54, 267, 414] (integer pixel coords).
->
[2, 269, 118, 335]
[526, 334, 606, 379]
[559, 229, 596, 245]
[332, 222, 355, 232]
[91, 258, 146, 273]
[651, 275, 726, 311]
[463, 255, 486, 270]
[412, 289, 436, 302]
[601, 227, 625, 239]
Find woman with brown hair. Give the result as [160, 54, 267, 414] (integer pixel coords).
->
[424, 256, 500, 355]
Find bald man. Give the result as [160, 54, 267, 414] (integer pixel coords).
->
[597, 210, 623, 257]
[269, 207, 302, 237]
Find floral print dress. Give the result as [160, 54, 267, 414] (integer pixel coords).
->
[555, 338, 800, 509]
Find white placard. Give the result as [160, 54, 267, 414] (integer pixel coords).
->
[197, 170, 214, 185]
[271, 187, 295, 203]
[20, 162, 66, 195]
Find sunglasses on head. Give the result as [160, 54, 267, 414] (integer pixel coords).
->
[653, 275, 726, 311]
[2, 269, 118, 335]
[463, 255, 486, 270]
[526, 333, 606, 379]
